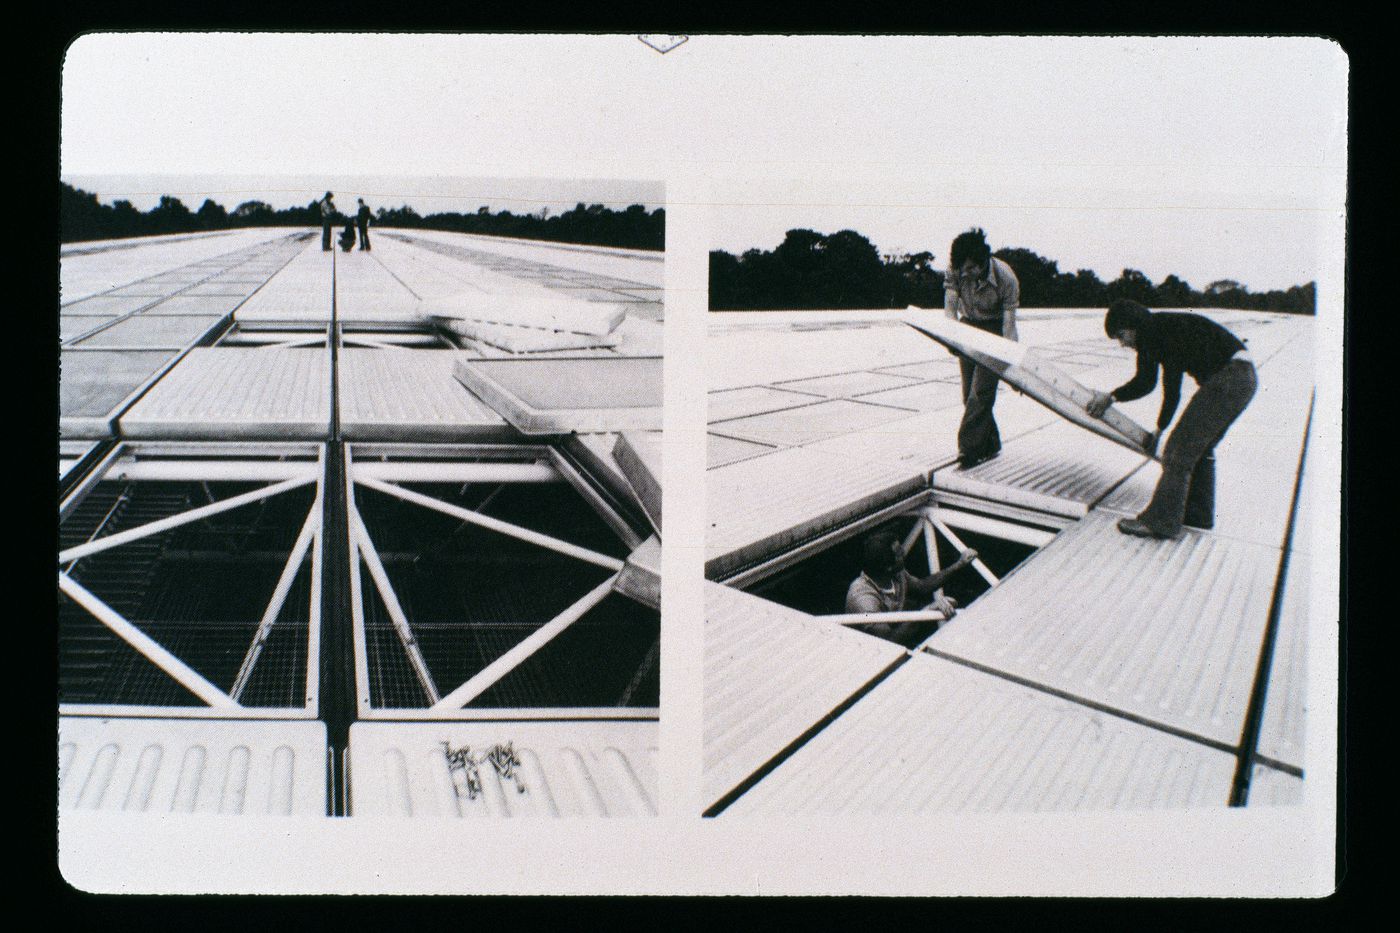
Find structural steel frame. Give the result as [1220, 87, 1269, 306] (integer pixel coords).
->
[58, 442, 325, 720]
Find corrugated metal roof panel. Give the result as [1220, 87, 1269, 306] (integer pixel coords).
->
[1257, 549, 1308, 770]
[60, 349, 179, 438]
[852, 378, 965, 413]
[707, 322, 934, 391]
[725, 652, 1236, 815]
[70, 314, 224, 350]
[705, 445, 929, 578]
[233, 244, 334, 321]
[711, 398, 920, 448]
[707, 433, 778, 469]
[58, 716, 327, 815]
[118, 347, 331, 440]
[932, 420, 1148, 518]
[1248, 764, 1304, 806]
[703, 582, 904, 808]
[708, 385, 824, 423]
[60, 230, 293, 302]
[928, 510, 1279, 745]
[337, 349, 513, 441]
[348, 720, 658, 817]
[777, 370, 922, 398]
[333, 251, 421, 321]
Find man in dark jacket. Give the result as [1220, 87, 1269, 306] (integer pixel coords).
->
[356, 198, 372, 251]
[319, 191, 337, 251]
[1086, 300, 1257, 539]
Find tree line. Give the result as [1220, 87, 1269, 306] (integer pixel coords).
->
[710, 228, 1315, 315]
[60, 183, 665, 251]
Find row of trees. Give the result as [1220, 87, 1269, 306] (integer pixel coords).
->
[710, 229, 1315, 315]
[61, 183, 665, 251]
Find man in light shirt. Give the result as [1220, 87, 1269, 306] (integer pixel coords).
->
[845, 530, 978, 636]
[943, 228, 1020, 469]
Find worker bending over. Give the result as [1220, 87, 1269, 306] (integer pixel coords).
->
[1086, 299, 1257, 540]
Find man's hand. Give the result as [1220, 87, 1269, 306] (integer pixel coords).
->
[1143, 431, 1160, 456]
[957, 548, 978, 567]
[945, 306, 959, 322]
[1002, 321, 1018, 342]
[932, 593, 957, 618]
[1086, 391, 1114, 418]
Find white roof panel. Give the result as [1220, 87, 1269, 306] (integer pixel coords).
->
[118, 347, 331, 440]
[725, 652, 1236, 815]
[928, 510, 1280, 746]
[613, 431, 663, 535]
[348, 720, 658, 817]
[454, 357, 662, 434]
[337, 349, 513, 441]
[59, 715, 326, 816]
[703, 583, 904, 809]
[1257, 548, 1308, 771]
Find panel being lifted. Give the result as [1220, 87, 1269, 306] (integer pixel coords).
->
[904, 315, 1156, 456]
[613, 432, 662, 535]
[453, 356, 662, 434]
[118, 347, 331, 440]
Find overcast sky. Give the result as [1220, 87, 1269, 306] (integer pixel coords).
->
[61, 34, 1346, 292]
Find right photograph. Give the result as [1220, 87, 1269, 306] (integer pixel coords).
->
[702, 196, 1320, 817]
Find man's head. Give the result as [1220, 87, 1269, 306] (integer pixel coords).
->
[949, 228, 993, 281]
[861, 530, 904, 581]
[325, 191, 334, 199]
[358, 198, 365, 205]
[1104, 299, 1153, 348]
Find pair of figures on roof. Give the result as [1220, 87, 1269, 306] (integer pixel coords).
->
[942, 227, 1256, 542]
[318, 191, 373, 253]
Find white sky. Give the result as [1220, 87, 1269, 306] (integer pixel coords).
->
[61, 34, 1346, 291]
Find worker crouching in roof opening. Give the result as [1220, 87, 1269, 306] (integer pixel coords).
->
[1086, 299, 1258, 540]
[944, 228, 1020, 470]
[845, 529, 978, 639]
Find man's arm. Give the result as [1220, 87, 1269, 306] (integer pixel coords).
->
[905, 550, 978, 599]
[998, 266, 1020, 342]
[944, 273, 963, 321]
[1155, 364, 1184, 430]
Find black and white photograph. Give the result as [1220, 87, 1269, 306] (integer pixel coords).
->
[54, 32, 1344, 897]
[58, 169, 665, 821]
[702, 174, 1334, 816]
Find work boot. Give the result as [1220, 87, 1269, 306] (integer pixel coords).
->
[1117, 517, 1180, 540]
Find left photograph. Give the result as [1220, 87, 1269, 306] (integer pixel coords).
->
[58, 176, 664, 818]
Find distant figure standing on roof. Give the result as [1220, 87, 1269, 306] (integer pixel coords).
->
[1086, 300, 1257, 540]
[356, 198, 372, 251]
[944, 228, 1020, 470]
[845, 530, 978, 635]
[319, 191, 337, 251]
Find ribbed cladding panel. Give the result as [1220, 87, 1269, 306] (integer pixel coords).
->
[703, 583, 905, 809]
[705, 445, 929, 579]
[347, 720, 658, 817]
[366, 238, 491, 299]
[234, 243, 335, 321]
[707, 324, 936, 392]
[802, 406, 963, 472]
[929, 510, 1279, 746]
[1248, 764, 1304, 806]
[708, 386, 825, 424]
[931, 420, 1148, 518]
[727, 652, 1236, 815]
[58, 716, 327, 816]
[118, 348, 331, 440]
[60, 230, 295, 302]
[395, 229, 664, 288]
[1257, 549, 1308, 770]
[332, 251, 421, 321]
[336, 349, 511, 441]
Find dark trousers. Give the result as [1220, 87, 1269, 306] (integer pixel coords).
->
[358, 221, 370, 250]
[957, 317, 1004, 459]
[1138, 359, 1257, 536]
[321, 221, 333, 251]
